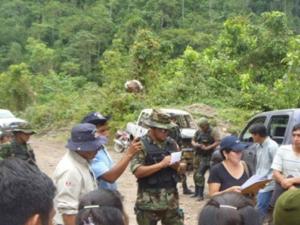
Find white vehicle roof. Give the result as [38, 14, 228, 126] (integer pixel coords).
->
[142, 108, 190, 115]
[0, 109, 27, 128]
[0, 109, 15, 119]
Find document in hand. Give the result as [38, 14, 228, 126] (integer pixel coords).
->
[170, 152, 182, 165]
[241, 175, 272, 194]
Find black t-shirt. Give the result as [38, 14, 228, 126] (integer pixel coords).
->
[208, 162, 250, 191]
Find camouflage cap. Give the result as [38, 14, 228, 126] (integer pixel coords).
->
[144, 109, 173, 130]
[197, 117, 209, 127]
[10, 122, 36, 135]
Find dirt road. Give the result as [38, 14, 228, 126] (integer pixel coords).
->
[32, 136, 206, 225]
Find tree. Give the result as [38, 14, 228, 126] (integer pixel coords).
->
[25, 37, 55, 74]
[0, 63, 34, 111]
[130, 29, 162, 87]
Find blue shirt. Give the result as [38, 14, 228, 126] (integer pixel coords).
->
[255, 137, 278, 192]
[91, 146, 117, 190]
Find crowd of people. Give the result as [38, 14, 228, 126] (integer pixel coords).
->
[1, 109, 300, 225]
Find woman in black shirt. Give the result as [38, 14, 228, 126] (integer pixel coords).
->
[208, 135, 251, 196]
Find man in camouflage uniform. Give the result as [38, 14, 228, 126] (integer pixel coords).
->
[131, 109, 184, 225]
[169, 114, 193, 195]
[0, 122, 36, 164]
[191, 117, 220, 200]
[0, 128, 12, 145]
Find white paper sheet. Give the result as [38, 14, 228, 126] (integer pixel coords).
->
[170, 152, 182, 165]
[241, 174, 268, 190]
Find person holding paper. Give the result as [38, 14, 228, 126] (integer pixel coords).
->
[249, 124, 278, 223]
[130, 109, 183, 225]
[208, 135, 251, 196]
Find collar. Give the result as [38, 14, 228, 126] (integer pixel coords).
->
[12, 138, 27, 146]
[199, 126, 212, 134]
[260, 137, 270, 148]
[146, 133, 168, 147]
[68, 150, 90, 165]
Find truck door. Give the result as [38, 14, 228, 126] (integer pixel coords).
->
[240, 116, 267, 174]
[267, 115, 289, 145]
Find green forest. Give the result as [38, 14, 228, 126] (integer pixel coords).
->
[0, 0, 300, 131]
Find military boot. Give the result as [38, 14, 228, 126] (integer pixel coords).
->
[191, 186, 200, 198]
[197, 186, 204, 201]
[182, 182, 194, 195]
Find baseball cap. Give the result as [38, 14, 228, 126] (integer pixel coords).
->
[220, 135, 247, 151]
[81, 112, 111, 126]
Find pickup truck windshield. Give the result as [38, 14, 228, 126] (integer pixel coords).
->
[0, 110, 15, 119]
[175, 115, 197, 129]
[137, 112, 196, 129]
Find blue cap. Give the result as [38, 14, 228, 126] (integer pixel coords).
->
[66, 123, 106, 151]
[220, 135, 247, 151]
[81, 112, 111, 126]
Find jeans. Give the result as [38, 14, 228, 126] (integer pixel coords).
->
[256, 191, 273, 223]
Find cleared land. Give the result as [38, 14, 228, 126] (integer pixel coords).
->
[32, 136, 207, 225]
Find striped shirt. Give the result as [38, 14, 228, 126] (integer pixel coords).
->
[271, 145, 300, 178]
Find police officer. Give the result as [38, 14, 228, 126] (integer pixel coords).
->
[191, 117, 220, 200]
[131, 109, 184, 225]
[0, 122, 36, 164]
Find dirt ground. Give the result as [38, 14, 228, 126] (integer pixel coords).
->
[32, 136, 207, 225]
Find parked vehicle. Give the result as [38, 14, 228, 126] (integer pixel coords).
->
[113, 130, 131, 153]
[0, 109, 26, 129]
[212, 108, 300, 172]
[126, 108, 197, 151]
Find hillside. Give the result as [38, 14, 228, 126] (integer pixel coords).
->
[0, 0, 299, 131]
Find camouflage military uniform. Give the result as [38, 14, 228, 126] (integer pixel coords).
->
[131, 134, 184, 225]
[0, 122, 36, 164]
[0, 139, 36, 164]
[192, 123, 220, 199]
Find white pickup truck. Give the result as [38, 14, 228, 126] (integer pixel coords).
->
[125, 108, 197, 151]
[0, 109, 26, 128]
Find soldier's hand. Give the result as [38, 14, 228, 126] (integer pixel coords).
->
[170, 161, 180, 170]
[126, 138, 142, 158]
[202, 145, 210, 151]
[197, 144, 204, 149]
[159, 155, 171, 168]
[178, 162, 187, 173]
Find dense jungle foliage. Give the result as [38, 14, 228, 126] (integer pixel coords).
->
[0, 0, 299, 131]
